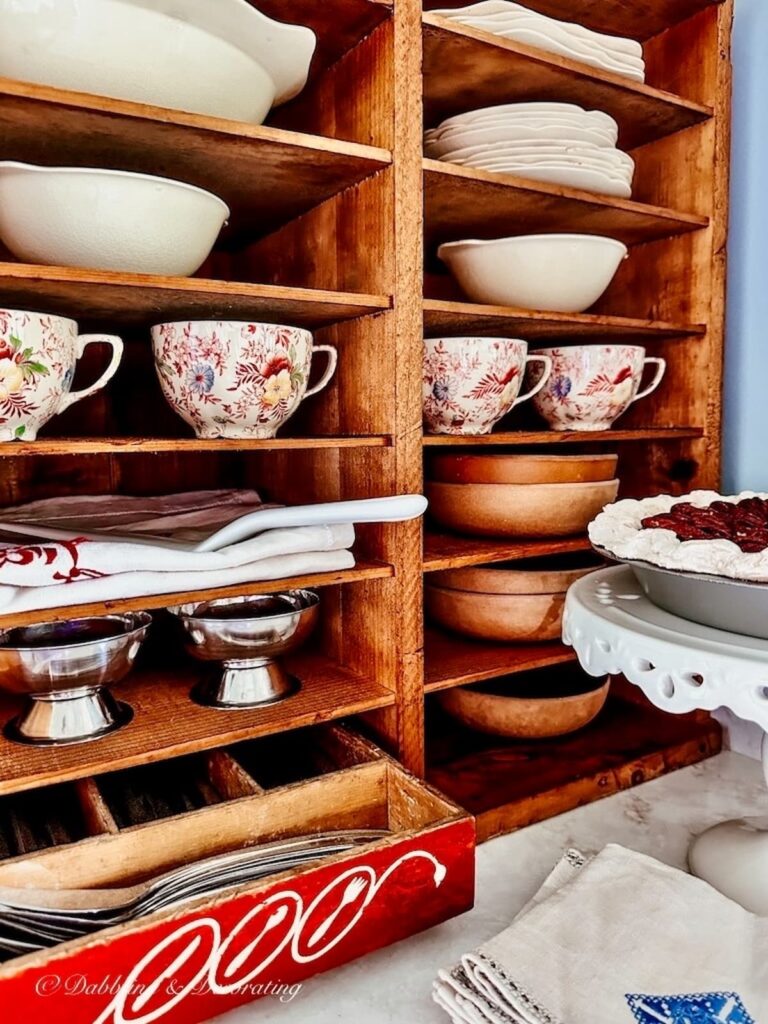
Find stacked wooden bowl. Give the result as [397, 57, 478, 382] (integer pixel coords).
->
[427, 549, 604, 642]
[426, 453, 619, 537]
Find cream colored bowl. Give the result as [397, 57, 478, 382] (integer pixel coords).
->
[438, 234, 628, 313]
[426, 479, 620, 537]
[0, 0, 316, 124]
[0, 163, 229, 276]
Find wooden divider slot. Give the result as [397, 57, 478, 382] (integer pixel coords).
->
[74, 778, 119, 836]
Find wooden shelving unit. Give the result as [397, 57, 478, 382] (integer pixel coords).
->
[0, 0, 732, 842]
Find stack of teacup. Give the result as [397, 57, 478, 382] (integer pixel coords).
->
[423, 338, 666, 435]
[0, 309, 338, 443]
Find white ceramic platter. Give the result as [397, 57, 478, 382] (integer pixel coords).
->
[425, 123, 617, 152]
[430, 1, 643, 59]
[457, 18, 645, 81]
[448, 163, 632, 197]
[433, 104, 619, 136]
[462, 12, 645, 73]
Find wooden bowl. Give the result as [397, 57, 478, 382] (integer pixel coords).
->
[426, 479, 620, 537]
[438, 666, 610, 739]
[426, 584, 566, 641]
[429, 453, 618, 485]
[432, 550, 604, 595]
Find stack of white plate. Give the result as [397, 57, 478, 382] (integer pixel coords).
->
[431, 1, 645, 82]
[425, 102, 633, 198]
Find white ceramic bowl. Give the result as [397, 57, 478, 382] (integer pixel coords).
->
[0, 162, 229, 276]
[0, 0, 316, 124]
[438, 234, 628, 312]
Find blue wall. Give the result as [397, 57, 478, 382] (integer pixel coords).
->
[723, 0, 768, 492]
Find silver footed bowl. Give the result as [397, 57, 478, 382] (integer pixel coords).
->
[0, 613, 151, 746]
[170, 590, 320, 709]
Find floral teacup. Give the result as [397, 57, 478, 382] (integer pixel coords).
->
[0, 309, 123, 441]
[423, 336, 552, 435]
[151, 320, 338, 439]
[528, 344, 667, 431]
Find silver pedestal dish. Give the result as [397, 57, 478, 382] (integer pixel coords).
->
[594, 546, 768, 640]
[171, 590, 320, 709]
[0, 613, 151, 745]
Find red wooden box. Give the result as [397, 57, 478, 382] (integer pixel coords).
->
[0, 726, 475, 1023]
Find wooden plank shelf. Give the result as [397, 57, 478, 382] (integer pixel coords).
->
[426, 698, 722, 842]
[0, 78, 391, 244]
[425, 627, 577, 693]
[0, 654, 396, 796]
[422, 17, 713, 148]
[423, 427, 704, 446]
[0, 264, 390, 328]
[0, 436, 392, 457]
[422, 0, 722, 43]
[424, 161, 708, 249]
[424, 534, 592, 572]
[0, 562, 394, 631]
[423, 298, 705, 342]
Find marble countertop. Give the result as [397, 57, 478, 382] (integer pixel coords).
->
[214, 752, 767, 1023]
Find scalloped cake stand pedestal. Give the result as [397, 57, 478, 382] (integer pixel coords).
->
[563, 564, 768, 913]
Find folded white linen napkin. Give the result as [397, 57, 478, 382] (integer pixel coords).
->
[0, 491, 356, 612]
[434, 844, 767, 1024]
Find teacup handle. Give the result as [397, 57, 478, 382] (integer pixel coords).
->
[513, 355, 553, 408]
[57, 334, 124, 413]
[303, 345, 338, 399]
[632, 357, 667, 403]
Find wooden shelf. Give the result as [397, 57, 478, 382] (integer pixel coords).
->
[0, 654, 395, 796]
[424, 162, 708, 249]
[0, 264, 390, 329]
[423, 299, 705, 342]
[424, 534, 591, 572]
[425, 627, 576, 693]
[0, 79, 390, 244]
[423, 427, 704, 446]
[0, 436, 392, 458]
[0, 562, 394, 631]
[423, 17, 713, 148]
[426, 697, 722, 841]
[422, 0, 722, 43]
[255, 0, 392, 79]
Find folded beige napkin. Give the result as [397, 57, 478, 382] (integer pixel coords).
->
[434, 844, 767, 1024]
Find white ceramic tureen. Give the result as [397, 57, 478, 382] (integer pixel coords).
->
[0, 0, 316, 124]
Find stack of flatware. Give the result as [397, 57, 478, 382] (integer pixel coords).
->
[0, 830, 386, 958]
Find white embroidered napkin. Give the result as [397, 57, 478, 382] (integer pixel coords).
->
[434, 844, 768, 1024]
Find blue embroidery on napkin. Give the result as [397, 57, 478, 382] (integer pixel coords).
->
[626, 992, 755, 1024]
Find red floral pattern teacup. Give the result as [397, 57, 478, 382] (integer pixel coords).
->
[0, 309, 123, 441]
[152, 321, 338, 439]
[423, 337, 552, 435]
[527, 344, 666, 431]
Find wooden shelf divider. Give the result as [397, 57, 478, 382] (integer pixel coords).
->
[0, 79, 391, 244]
[423, 16, 712, 148]
[425, 628, 577, 693]
[0, 436, 392, 458]
[0, 264, 390, 328]
[424, 534, 592, 573]
[423, 427, 704, 446]
[426, 698, 723, 842]
[423, 298, 705, 341]
[424, 161, 708, 249]
[0, 655, 396, 797]
[0, 562, 394, 632]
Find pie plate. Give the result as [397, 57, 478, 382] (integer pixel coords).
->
[593, 545, 768, 640]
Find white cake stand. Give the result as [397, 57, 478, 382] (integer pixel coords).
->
[563, 565, 768, 913]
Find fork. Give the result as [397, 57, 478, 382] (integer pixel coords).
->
[306, 875, 369, 948]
